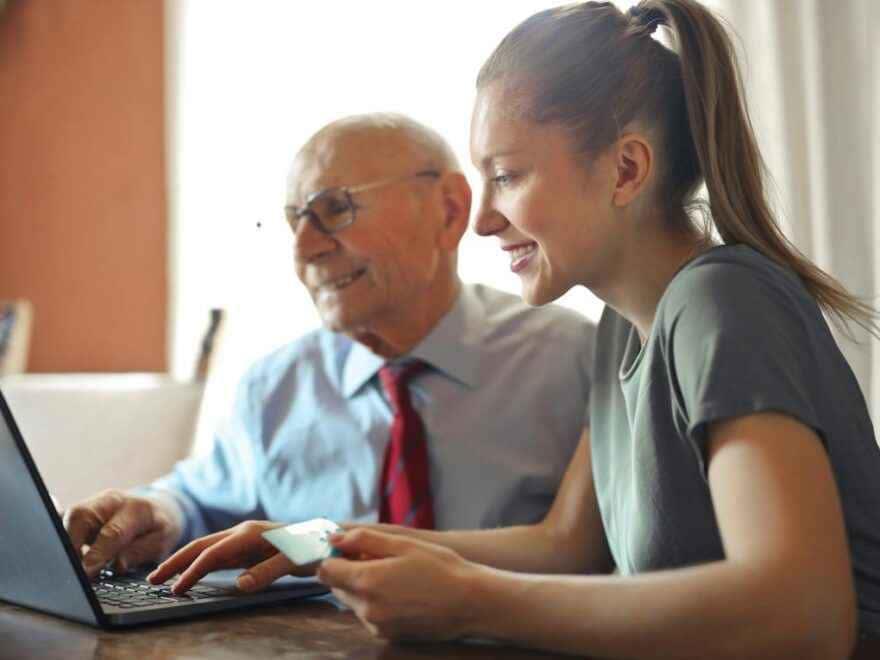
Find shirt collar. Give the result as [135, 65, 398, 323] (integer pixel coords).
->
[340, 284, 484, 398]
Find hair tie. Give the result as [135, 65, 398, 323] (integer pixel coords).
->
[627, 4, 665, 35]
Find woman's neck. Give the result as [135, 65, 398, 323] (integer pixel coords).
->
[602, 228, 711, 344]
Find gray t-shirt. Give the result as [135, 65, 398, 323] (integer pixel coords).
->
[590, 244, 880, 636]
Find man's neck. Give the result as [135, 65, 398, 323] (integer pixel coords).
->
[347, 279, 462, 359]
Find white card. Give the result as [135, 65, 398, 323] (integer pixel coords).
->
[261, 518, 342, 565]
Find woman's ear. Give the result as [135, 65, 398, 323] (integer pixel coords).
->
[437, 172, 472, 251]
[612, 132, 653, 207]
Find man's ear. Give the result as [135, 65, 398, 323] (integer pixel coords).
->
[612, 132, 653, 207]
[436, 172, 471, 251]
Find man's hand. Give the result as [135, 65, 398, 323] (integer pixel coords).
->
[147, 521, 315, 595]
[64, 489, 183, 579]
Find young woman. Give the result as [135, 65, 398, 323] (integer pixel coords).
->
[152, 1, 880, 656]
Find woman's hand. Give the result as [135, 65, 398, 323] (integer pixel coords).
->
[147, 520, 311, 595]
[318, 527, 485, 642]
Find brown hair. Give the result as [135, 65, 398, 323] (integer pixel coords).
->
[477, 0, 878, 337]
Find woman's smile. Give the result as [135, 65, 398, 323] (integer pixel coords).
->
[503, 241, 538, 273]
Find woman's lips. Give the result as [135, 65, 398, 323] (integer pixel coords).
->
[504, 242, 538, 273]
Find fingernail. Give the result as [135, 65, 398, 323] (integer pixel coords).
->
[236, 574, 255, 591]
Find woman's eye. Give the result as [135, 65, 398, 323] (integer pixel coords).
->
[491, 173, 514, 187]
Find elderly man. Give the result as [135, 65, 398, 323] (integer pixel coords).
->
[65, 114, 595, 585]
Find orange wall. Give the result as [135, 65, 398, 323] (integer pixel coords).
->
[0, 0, 167, 372]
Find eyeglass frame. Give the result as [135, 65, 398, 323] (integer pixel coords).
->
[284, 169, 441, 236]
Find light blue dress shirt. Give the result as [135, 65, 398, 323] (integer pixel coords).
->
[150, 284, 595, 546]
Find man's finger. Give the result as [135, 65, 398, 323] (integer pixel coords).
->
[81, 503, 155, 578]
[64, 491, 126, 553]
[235, 552, 299, 592]
[114, 530, 166, 573]
[148, 530, 228, 584]
[65, 508, 104, 555]
[328, 528, 414, 560]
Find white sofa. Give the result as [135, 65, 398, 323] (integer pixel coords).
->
[0, 374, 203, 509]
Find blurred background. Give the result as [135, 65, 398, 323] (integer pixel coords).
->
[0, 1, 878, 486]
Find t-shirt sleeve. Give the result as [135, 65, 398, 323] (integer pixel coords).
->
[660, 262, 824, 472]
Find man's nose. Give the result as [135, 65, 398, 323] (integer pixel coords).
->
[472, 197, 509, 237]
[292, 214, 337, 262]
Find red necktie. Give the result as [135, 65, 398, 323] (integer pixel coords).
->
[378, 360, 435, 529]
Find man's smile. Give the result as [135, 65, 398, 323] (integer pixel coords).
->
[316, 267, 368, 292]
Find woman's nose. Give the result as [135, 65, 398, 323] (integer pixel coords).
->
[472, 197, 509, 237]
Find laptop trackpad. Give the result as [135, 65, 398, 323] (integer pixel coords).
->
[195, 569, 321, 592]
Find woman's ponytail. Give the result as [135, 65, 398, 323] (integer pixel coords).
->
[478, 0, 878, 336]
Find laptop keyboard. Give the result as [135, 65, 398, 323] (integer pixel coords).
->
[93, 569, 235, 609]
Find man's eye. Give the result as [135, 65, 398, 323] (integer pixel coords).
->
[326, 202, 350, 216]
[319, 197, 352, 216]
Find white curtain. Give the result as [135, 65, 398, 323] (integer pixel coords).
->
[704, 0, 880, 425]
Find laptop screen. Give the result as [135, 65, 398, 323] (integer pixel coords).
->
[0, 390, 99, 626]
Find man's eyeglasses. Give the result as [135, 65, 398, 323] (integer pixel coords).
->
[284, 170, 441, 236]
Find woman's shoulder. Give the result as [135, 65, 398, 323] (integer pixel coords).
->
[659, 244, 818, 325]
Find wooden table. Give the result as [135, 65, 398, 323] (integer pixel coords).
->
[1, 598, 878, 659]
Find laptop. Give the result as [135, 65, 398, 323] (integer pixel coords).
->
[0, 389, 329, 628]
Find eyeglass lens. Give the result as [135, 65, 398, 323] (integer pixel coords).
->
[286, 188, 354, 234]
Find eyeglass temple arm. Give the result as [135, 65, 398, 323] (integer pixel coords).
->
[345, 169, 440, 195]
[287, 170, 442, 219]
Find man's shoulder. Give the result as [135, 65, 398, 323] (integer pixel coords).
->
[468, 283, 596, 343]
[465, 284, 594, 412]
[241, 326, 346, 386]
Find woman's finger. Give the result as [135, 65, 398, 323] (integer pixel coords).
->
[328, 527, 415, 559]
[148, 529, 230, 584]
[235, 552, 300, 592]
[330, 587, 380, 636]
[318, 555, 390, 594]
[169, 528, 275, 595]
